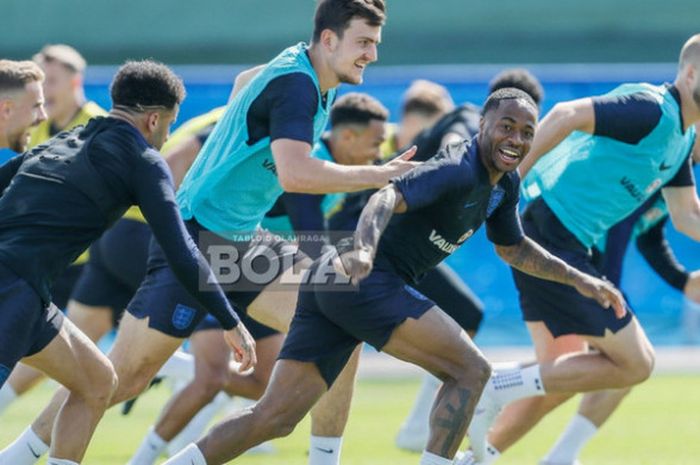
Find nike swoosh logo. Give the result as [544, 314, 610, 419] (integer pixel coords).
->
[464, 201, 479, 208]
[315, 447, 334, 454]
[27, 444, 41, 458]
[660, 161, 673, 171]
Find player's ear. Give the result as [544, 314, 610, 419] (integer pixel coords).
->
[0, 100, 9, 118]
[146, 111, 160, 132]
[479, 116, 485, 133]
[320, 28, 338, 51]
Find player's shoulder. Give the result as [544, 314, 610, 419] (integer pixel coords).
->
[598, 82, 666, 109]
[434, 138, 479, 185]
[265, 72, 317, 96]
[87, 117, 150, 157]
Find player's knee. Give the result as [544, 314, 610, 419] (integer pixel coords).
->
[192, 369, 228, 401]
[112, 369, 154, 404]
[83, 361, 118, 409]
[627, 349, 655, 385]
[458, 352, 491, 390]
[255, 400, 303, 439]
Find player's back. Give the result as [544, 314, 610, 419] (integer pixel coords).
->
[0, 117, 155, 303]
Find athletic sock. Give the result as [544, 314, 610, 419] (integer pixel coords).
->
[402, 374, 440, 431]
[419, 450, 452, 465]
[0, 382, 18, 414]
[542, 413, 597, 464]
[0, 426, 49, 465]
[162, 443, 207, 465]
[47, 459, 79, 465]
[128, 427, 168, 465]
[481, 442, 502, 465]
[308, 435, 343, 465]
[489, 364, 545, 405]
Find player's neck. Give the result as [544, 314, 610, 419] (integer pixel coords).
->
[307, 44, 339, 93]
[108, 108, 148, 140]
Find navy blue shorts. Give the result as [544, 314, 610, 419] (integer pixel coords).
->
[414, 263, 484, 333]
[71, 218, 151, 326]
[194, 313, 279, 341]
[127, 219, 295, 338]
[512, 198, 633, 338]
[279, 262, 436, 387]
[52, 264, 83, 310]
[0, 262, 64, 387]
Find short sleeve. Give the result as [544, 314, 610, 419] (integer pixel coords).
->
[391, 152, 468, 212]
[265, 73, 319, 144]
[592, 91, 662, 144]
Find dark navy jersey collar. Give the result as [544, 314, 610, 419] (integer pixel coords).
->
[98, 116, 151, 148]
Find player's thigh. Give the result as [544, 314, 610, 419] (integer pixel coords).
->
[256, 359, 328, 420]
[526, 321, 588, 362]
[190, 329, 231, 377]
[22, 318, 115, 395]
[583, 316, 655, 372]
[246, 258, 312, 333]
[66, 300, 114, 342]
[107, 312, 184, 401]
[383, 306, 486, 380]
[250, 333, 284, 382]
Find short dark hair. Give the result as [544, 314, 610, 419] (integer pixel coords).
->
[401, 79, 454, 118]
[110, 60, 186, 111]
[482, 88, 538, 117]
[312, 0, 386, 43]
[330, 92, 389, 128]
[489, 68, 544, 106]
[0, 60, 44, 97]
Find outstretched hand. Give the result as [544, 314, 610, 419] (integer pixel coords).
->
[383, 145, 420, 179]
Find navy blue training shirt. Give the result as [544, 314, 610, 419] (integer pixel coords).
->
[0, 117, 240, 329]
[376, 138, 524, 283]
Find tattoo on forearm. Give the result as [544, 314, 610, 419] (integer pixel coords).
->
[497, 237, 576, 286]
[433, 387, 472, 456]
[354, 186, 397, 254]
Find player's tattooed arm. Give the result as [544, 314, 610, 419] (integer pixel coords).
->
[495, 237, 627, 318]
[338, 184, 406, 284]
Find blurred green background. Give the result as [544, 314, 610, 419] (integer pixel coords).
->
[2, 0, 697, 64]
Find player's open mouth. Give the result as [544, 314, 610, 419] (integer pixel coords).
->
[498, 147, 521, 163]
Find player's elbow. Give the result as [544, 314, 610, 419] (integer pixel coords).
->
[277, 169, 307, 193]
[494, 242, 520, 265]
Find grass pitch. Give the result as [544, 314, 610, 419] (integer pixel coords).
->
[1, 375, 698, 464]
